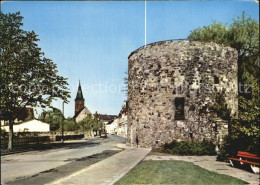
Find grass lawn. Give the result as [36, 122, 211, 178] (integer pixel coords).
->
[115, 160, 247, 185]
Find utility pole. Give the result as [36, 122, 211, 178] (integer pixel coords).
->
[61, 101, 64, 143]
[145, 0, 147, 47]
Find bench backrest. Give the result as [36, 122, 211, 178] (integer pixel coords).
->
[238, 151, 260, 160]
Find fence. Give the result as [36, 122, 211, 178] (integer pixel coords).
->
[1, 131, 93, 147]
[56, 134, 84, 141]
[1, 136, 50, 147]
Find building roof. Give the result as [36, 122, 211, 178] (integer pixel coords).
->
[99, 114, 117, 121]
[106, 119, 114, 125]
[73, 107, 91, 119]
[75, 81, 84, 100]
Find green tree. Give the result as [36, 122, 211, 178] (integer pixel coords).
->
[64, 117, 79, 131]
[24, 112, 35, 121]
[123, 70, 128, 95]
[212, 92, 231, 122]
[39, 109, 64, 131]
[78, 114, 94, 131]
[92, 111, 103, 132]
[78, 112, 102, 134]
[188, 13, 259, 155]
[0, 12, 70, 151]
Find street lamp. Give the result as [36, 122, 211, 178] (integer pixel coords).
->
[61, 100, 65, 143]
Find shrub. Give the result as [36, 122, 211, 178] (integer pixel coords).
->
[217, 117, 259, 161]
[64, 119, 80, 131]
[217, 134, 259, 161]
[161, 140, 216, 156]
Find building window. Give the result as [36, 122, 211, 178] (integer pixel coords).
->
[175, 97, 185, 120]
[214, 76, 219, 84]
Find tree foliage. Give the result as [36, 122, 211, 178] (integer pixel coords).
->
[24, 111, 35, 121]
[188, 13, 259, 94]
[123, 70, 128, 95]
[63, 117, 79, 131]
[188, 13, 259, 156]
[78, 112, 103, 132]
[78, 114, 93, 131]
[39, 108, 64, 131]
[212, 92, 231, 121]
[0, 12, 70, 151]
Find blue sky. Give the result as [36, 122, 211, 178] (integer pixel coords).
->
[2, 1, 259, 118]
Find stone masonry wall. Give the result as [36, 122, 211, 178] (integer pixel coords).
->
[127, 41, 238, 148]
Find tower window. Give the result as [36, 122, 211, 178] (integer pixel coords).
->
[175, 97, 185, 120]
[214, 76, 219, 84]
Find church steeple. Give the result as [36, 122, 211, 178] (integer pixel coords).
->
[75, 81, 85, 115]
[75, 80, 84, 100]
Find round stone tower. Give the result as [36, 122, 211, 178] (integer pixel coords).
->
[127, 40, 238, 148]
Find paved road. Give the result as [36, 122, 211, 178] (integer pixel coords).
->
[1, 135, 126, 184]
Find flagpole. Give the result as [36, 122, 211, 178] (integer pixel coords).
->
[145, 0, 147, 47]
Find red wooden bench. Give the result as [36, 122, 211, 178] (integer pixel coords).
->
[228, 151, 260, 173]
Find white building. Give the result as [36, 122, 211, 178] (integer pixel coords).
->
[117, 112, 127, 138]
[109, 101, 128, 138]
[2, 119, 50, 132]
[106, 118, 118, 134]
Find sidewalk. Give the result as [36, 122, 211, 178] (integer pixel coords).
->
[144, 153, 260, 185]
[47, 147, 151, 185]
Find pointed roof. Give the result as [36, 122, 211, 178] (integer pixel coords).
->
[99, 114, 117, 121]
[75, 81, 84, 100]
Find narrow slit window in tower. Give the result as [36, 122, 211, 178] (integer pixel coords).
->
[214, 76, 219, 84]
[175, 97, 185, 120]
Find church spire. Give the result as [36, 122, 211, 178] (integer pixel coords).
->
[75, 80, 84, 100]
